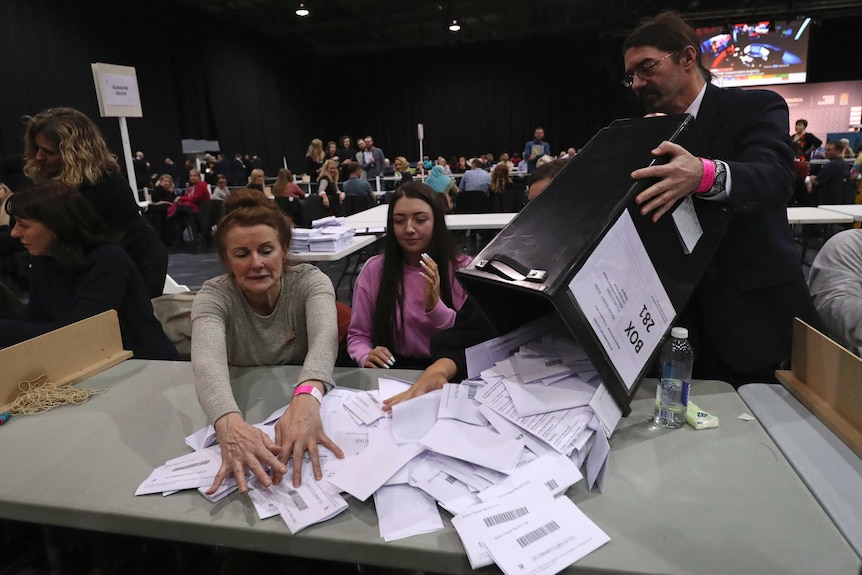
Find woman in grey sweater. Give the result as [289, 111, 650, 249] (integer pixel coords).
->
[191, 189, 343, 494]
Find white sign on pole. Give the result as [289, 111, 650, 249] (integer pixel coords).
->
[91, 62, 143, 202]
[101, 73, 141, 107]
[91, 63, 143, 118]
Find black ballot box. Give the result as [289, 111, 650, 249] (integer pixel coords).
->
[456, 114, 730, 415]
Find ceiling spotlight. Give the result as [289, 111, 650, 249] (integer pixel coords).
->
[296, 3, 309, 17]
[449, 19, 460, 32]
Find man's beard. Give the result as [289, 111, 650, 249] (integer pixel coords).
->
[637, 87, 664, 114]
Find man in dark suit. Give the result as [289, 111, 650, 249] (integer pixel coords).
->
[624, 10, 822, 386]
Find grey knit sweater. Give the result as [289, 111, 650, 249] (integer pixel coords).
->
[191, 263, 338, 423]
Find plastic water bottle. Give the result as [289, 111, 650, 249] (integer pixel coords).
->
[654, 327, 694, 429]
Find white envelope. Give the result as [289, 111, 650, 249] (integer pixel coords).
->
[438, 383, 485, 426]
[482, 496, 610, 575]
[504, 375, 597, 417]
[391, 389, 441, 444]
[511, 351, 573, 384]
[374, 484, 444, 542]
[326, 428, 424, 501]
[422, 419, 524, 474]
[589, 383, 623, 438]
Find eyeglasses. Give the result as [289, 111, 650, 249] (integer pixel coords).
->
[621, 52, 677, 88]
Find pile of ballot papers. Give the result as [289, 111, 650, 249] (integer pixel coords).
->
[289, 216, 355, 253]
[136, 314, 618, 574]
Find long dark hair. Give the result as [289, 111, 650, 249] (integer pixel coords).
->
[371, 182, 462, 351]
[6, 181, 116, 269]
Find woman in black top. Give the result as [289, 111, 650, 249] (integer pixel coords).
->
[23, 107, 168, 297]
[147, 174, 178, 245]
[305, 138, 325, 181]
[336, 135, 357, 182]
[0, 182, 177, 359]
[489, 163, 527, 212]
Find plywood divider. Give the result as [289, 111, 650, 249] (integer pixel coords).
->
[0, 311, 132, 412]
[775, 318, 862, 459]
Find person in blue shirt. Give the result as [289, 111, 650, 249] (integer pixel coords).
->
[523, 127, 551, 173]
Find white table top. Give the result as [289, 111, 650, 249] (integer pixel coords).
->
[343, 204, 516, 231]
[786, 206, 855, 224]
[0, 361, 857, 574]
[445, 212, 516, 230]
[288, 234, 379, 262]
[817, 204, 862, 222]
[343, 204, 389, 229]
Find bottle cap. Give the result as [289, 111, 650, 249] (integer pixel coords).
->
[671, 327, 689, 339]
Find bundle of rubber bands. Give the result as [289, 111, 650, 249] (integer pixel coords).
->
[7, 374, 107, 416]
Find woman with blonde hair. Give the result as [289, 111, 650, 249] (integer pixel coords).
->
[22, 107, 167, 297]
[304, 138, 325, 181]
[247, 168, 266, 193]
[393, 156, 413, 188]
[316, 159, 343, 216]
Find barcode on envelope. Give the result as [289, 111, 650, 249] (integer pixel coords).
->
[172, 459, 210, 471]
[483, 507, 529, 527]
[286, 488, 309, 511]
[545, 479, 559, 491]
[445, 475, 458, 484]
[516, 521, 560, 548]
[466, 386, 478, 399]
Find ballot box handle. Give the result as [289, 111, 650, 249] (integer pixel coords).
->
[475, 254, 547, 283]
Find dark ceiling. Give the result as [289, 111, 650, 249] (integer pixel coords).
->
[177, 0, 862, 55]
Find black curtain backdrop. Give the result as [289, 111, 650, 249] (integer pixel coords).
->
[1, 0, 859, 189]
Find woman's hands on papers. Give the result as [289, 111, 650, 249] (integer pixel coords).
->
[276, 386, 344, 487]
[209, 412, 284, 495]
[631, 140, 703, 222]
[382, 358, 457, 413]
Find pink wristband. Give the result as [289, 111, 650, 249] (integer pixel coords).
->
[696, 158, 716, 193]
[293, 385, 323, 403]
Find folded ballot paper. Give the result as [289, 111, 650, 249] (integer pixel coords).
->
[136, 322, 618, 570]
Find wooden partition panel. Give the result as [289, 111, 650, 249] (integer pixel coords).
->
[775, 318, 862, 459]
[0, 311, 132, 412]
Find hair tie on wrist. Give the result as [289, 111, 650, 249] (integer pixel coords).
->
[696, 158, 716, 193]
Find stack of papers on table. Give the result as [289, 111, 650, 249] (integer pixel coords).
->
[311, 215, 346, 228]
[136, 319, 616, 571]
[289, 227, 322, 252]
[308, 225, 355, 252]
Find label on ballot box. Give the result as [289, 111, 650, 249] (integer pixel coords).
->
[567, 210, 674, 391]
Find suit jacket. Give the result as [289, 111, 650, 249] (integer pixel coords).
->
[689, 83, 821, 375]
[360, 147, 386, 180]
